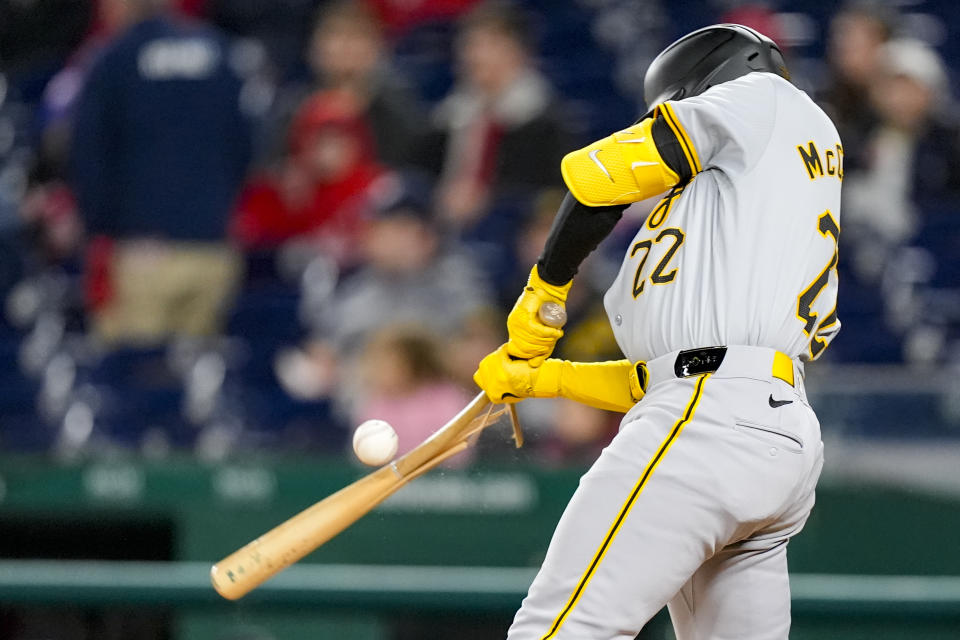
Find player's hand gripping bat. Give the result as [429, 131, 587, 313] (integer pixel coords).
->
[210, 302, 567, 600]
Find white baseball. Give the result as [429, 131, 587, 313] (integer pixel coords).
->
[352, 419, 399, 466]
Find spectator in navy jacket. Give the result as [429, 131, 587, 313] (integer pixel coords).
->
[72, 0, 253, 345]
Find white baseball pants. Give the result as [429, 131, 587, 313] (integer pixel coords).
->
[508, 346, 824, 640]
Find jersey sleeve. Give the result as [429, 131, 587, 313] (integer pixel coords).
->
[656, 73, 779, 177]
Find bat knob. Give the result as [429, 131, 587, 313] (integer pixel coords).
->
[538, 302, 567, 328]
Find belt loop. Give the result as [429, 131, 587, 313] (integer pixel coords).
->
[771, 351, 795, 387]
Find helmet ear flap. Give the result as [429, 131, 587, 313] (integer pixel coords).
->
[640, 86, 686, 122]
[769, 47, 791, 81]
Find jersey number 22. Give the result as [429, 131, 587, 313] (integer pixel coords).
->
[630, 228, 686, 298]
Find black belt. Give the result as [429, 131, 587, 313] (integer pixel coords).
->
[674, 347, 726, 378]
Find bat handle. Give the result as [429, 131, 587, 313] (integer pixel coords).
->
[538, 301, 567, 328]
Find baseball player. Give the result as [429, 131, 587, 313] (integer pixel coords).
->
[474, 24, 841, 639]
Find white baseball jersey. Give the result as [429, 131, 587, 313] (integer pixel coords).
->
[603, 72, 843, 364]
[510, 71, 835, 640]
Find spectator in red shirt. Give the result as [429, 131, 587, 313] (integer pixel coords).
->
[233, 90, 385, 267]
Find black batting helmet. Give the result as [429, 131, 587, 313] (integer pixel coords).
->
[643, 24, 790, 113]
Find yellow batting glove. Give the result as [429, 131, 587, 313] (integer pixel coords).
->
[506, 265, 572, 366]
[474, 347, 649, 413]
[473, 345, 560, 404]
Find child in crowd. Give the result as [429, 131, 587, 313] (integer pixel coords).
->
[275, 183, 494, 402]
[352, 326, 475, 465]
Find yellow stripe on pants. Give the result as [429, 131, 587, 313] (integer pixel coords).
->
[540, 373, 711, 640]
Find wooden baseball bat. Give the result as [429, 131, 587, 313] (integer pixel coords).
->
[211, 394, 510, 599]
[211, 301, 567, 600]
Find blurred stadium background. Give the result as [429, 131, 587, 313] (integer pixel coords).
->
[1, 0, 960, 638]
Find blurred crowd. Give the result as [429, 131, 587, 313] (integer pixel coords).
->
[0, 0, 958, 460]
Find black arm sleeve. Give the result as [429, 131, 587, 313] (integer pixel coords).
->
[536, 192, 627, 286]
[536, 114, 691, 286]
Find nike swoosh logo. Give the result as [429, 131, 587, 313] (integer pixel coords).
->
[631, 161, 658, 169]
[768, 395, 793, 408]
[618, 137, 647, 143]
[588, 149, 614, 182]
